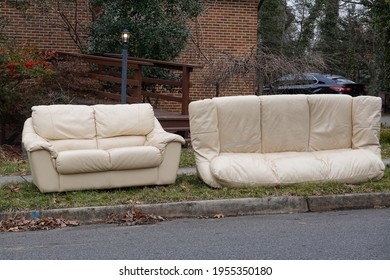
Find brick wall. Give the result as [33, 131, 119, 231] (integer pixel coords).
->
[1, 0, 259, 105]
[0, 0, 91, 52]
[181, 0, 259, 100]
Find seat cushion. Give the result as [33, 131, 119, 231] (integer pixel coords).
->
[109, 146, 161, 170]
[313, 149, 384, 183]
[32, 105, 96, 140]
[56, 150, 110, 174]
[210, 149, 384, 187]
[55, 146, 162, 175]
[210, 152, 328, 186]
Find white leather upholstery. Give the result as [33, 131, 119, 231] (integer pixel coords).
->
[189, 94, 385, 188]
[23, 103, 185, 192]
[32, 105, 96, 139]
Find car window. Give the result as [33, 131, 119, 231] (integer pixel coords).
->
[301, 74, 318, 85]
[325, 75, 355, 84]
[274, 74, 318, 86]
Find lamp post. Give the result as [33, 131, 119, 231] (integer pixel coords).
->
[121, 29, 130, 104]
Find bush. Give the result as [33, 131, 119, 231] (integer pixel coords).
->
[0, 38, 98, 144]
[0, 37, 55, 143]
[89, 0, 203, 60]
[380, 128, 390, 144]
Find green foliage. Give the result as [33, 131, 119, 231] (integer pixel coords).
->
[0, 37, 90, 144]
[89, 0, 203, 60]
[363, 0, 390, 91]
[258, 0, 295, 54]
[258, 0, 390, 93]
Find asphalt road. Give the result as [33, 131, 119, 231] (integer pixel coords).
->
[0, 208, 389, 260]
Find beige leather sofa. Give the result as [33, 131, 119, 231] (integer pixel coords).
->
[22, 103, 185, 193]
[189, 94, 385, 188]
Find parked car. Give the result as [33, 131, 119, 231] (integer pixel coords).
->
[263, 73, 367, 96]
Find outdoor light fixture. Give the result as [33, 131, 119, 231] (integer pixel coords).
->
[121, 29, 130, 44]
[121, 29, 130, 104]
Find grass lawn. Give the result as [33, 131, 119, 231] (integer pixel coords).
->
[1, 128, 390, 212]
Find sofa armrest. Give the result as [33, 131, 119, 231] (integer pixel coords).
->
[145, 119, 185, 153]
[22, 118, 58, 158]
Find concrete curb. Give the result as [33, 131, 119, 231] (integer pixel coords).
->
[0, 175, 32, 185]
[307, 192, 390, 212]
[0, 193, 389, 225]
[0, 197, 308, 224]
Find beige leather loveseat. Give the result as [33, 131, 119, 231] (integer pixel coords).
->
[22, 103, 185, 192]
[189, 94, 385, 188]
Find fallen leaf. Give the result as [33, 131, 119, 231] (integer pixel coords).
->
[10, 185, 21, 193]
[213, 214, 225, 219]
[106, 209, 167, 226]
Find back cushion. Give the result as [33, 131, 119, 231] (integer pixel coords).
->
[308, 94, 352, 151]
[94, 104, 155, 137]
[261, 95, 310, 153]
[32, 105, 96, 140]
[352, 96, 382, 155]
[214, 96, 261, 153]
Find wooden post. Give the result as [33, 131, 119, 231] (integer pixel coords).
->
[133, 66, 143, 103]
[181, 66, 191, 115]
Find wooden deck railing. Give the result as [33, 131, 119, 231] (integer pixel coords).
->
[57, 52, 201, 115]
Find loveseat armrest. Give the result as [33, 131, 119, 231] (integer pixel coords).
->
[22, 118, 58, 158]
[145, 119, 185, 153]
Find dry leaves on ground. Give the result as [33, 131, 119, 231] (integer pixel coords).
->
[0, 215, 80, 232]
[198, 213, 225, 219]
[106, 209, 167, 226]
[0, 145, 23, 161]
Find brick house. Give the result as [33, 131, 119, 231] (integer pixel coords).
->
[0, 0, 259, 103]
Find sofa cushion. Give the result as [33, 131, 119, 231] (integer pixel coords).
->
[261, 95, 310, 153]
[209, 149, 384, 187]
[97, 136, 146, 150]
[210, 153, 279, 186]
[313, 149, 384, 182]
[55, 146, 161, 174]
[109, 146, 161, 170]
[94, 104, 155, 138]
[214, 96, 262, 153]
[189, 98, 220, 163]
[210, 152, 328, 186]
[50, 139, 98, 153]
[352, 96, 382, 155]
[308, 94, 352, 151]
[32, 105, 96, 140]
[56, 149, 110, 174]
